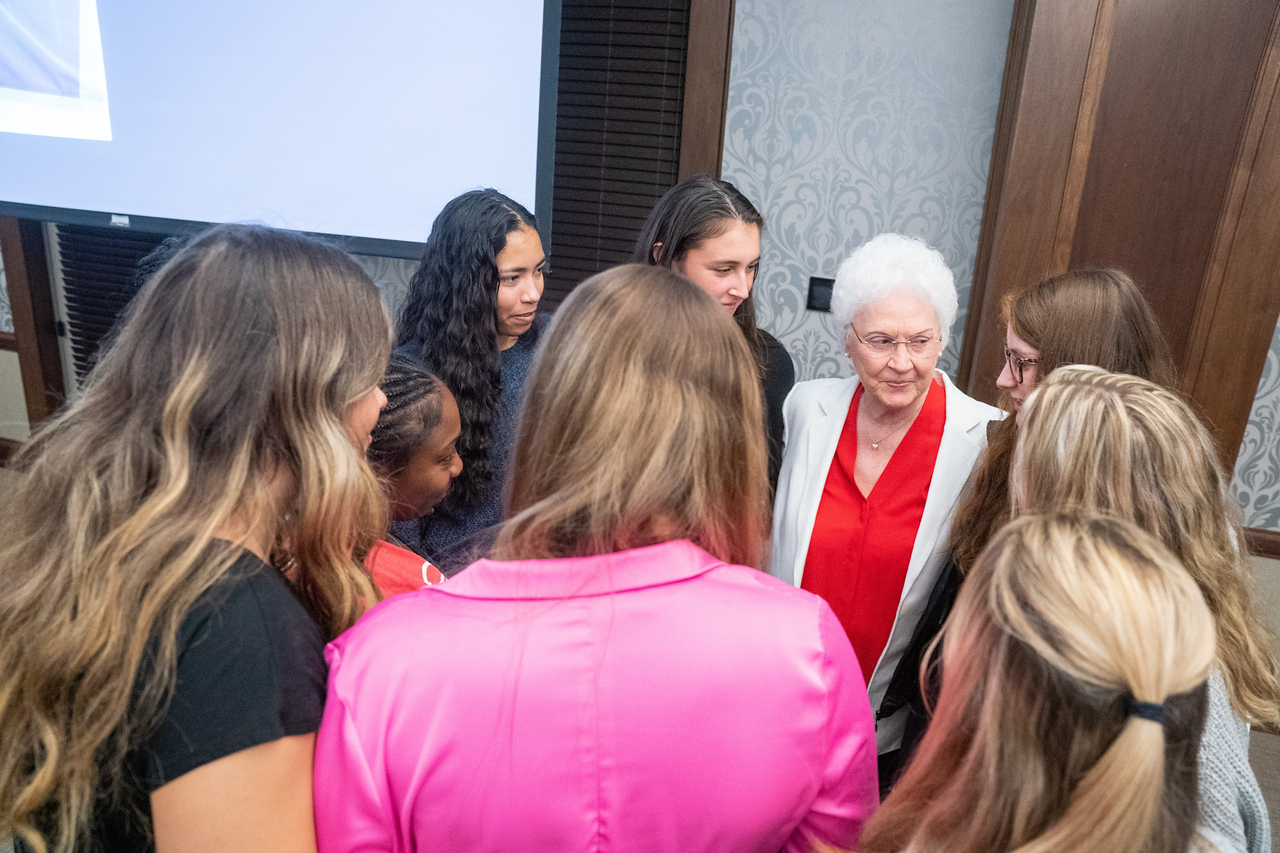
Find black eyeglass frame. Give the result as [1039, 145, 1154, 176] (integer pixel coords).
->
[1003, 346, 1040, 384]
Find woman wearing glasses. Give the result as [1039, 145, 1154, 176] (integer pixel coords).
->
[769, 233, 1001, 793]
[872, 267, 1178, 792]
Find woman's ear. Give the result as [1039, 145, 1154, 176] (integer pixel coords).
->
[650, 242, 663, 265]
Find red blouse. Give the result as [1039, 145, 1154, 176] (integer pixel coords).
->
[366, 539, 445, 597]
[801, 379, 946, 684]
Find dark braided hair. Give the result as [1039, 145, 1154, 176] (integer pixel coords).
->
[396, 189, 537, 509]
[368, 355, 447, 476]
[632, 175, 766, 370]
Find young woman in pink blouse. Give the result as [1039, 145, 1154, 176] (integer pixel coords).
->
[314, 264, 879, 853]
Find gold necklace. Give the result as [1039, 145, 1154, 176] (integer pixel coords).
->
[862, 394, 928, 451]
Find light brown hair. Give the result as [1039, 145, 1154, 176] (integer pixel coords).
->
[0, 224, 391, 853]
[948, 268, 1176, 573]
[1011, 365, 1280, 725]
[493, 263, 769, 568]
[860, 513, 1215, 853]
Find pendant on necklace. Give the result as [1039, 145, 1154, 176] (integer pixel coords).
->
[871, 442, 880, 450]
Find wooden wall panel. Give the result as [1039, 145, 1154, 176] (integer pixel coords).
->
[1181, 53, 1280, 463]
[0, 217, 64, 424]
[961, 0, 1106, 401]
[964, 0, 1280, 475]
[678, 0, 734, 178]
[1069, 0, 1277, 362]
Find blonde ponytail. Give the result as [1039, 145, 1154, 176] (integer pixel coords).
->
[859, 513, 1215, 853]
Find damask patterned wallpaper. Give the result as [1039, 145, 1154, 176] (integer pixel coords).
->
[720, 0, 1015, 380]
[354, 253, 416, 322]
[1232, 318, 1280, 533]
[0, 251, 12, 334]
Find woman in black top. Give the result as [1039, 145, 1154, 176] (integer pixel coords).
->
[634, 175, 795, 490]
[0, 225, 391, 853]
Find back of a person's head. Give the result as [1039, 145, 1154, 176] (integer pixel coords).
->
[494, 263, 768, 568]
[1012, 365, 1280, 725]
[1003, 268, 1176, 388]
[861, 512, 1215, 853]
[0, 224, 390, 853]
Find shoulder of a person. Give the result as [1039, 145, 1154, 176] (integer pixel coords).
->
[940, 372, 1004, 424]
[786, 375, 855, 412]
[184, 551, 322, 652]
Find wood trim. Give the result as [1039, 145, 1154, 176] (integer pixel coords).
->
[678, 0, 734, 178]
[0, 331, 16, 352]
[960, 0, 1037, 390]
[1245, 527, 1280, 561]
[0, 436, 19, 466]
[1179, 7, 1280, 468]
[1184, 4, 1280, 393]
[960, 0, 1107, 401]
[1048, 0, 1118, 269]
[0, 217, 65, 424]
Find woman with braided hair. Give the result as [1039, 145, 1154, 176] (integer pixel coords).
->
[1007, 365, 1279, 853]
[859, 512, 1216, 853]
[364, 355, 462, 594]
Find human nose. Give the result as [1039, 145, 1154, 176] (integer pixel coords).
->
[520, 274, 542, 304]
[886, 341, 913, 371]
[376, 387, 388, 412]
[450, 453, 463, 478]
[996, 357, 1017, 389]
[727, 269, 752, 298]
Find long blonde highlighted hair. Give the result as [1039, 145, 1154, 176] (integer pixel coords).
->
[1011, 365, 1280, 726]
[0, 224, 390, 853]
[493, 263, 769, 568]
[860, 513, 1216, 853]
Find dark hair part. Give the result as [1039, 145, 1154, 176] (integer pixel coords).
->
[948, 268, 1176, 573]
[396, 189, 537, 509]
[632, 175, 767, 368]
[368, 355, 447, 476]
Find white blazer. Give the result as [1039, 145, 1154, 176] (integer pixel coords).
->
[768, 370, 1002, 753]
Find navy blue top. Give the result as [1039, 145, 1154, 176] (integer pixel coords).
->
[391, 315, 546, 569]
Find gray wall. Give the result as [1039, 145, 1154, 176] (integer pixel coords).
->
[0, 250, 10, 334]
[720, 0, 1015, 380]
[1232, 317, 1280, 533]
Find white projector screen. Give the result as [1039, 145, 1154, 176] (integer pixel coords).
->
[0, 0, 555, 257]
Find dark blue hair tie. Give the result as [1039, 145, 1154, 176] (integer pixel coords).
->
[1129, 699, 1165, 724]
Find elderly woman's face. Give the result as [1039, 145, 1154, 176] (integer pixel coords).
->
[846, 294, 942, 414]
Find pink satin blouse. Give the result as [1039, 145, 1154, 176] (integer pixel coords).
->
[314, 539, 878, 852]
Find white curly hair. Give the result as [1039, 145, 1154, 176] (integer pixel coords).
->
[830, 233, 959, 345]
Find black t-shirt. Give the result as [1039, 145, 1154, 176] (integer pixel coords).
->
[66, 550, 326, 853]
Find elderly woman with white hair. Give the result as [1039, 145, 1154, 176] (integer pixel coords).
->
[770, 233, 1001, 794]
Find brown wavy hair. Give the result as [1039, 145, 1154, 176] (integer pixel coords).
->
[493, 264, 769, 568]
[860, 513, 1215, 853]
[947, 268, 1175, 574]
[0, 224, 390, 853]
[1011, 365, 1280, 725]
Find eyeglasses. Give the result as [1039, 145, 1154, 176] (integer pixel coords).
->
[850, 328, 940, 357]
[1003, 346, 1040, 384]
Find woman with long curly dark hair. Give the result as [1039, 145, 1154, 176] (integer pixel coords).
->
[394, 188, 546, 564]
